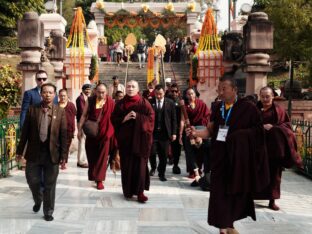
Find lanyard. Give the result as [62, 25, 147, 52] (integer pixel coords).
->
[221, 99, 236, 125]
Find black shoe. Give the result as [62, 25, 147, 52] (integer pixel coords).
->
[44, 215, 54, 221]
[33, 203, 41, 213]
[149, 169, 155, 176]
[172, 165, 181, 174]
[190, 179, 199, 187]
[159, 176, 167, 182]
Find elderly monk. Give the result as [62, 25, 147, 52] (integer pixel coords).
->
[254, 86, 303, 210]
[111, 80, 155, 203]
[78, 83, 115, 190]
[186, 73, 270, 234]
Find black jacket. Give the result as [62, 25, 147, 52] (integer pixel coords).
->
[151, 97, 177, 139]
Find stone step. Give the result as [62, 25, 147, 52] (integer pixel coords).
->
[99, 62, 190, 91]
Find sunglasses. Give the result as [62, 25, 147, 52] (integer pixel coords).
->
[37, 78, 47, 81]
[171, 90, 178, 93]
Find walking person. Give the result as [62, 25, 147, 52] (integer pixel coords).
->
[108, 76, 125, 99]
[168, 83, 182, 174]
[20, 70, 57, 128]
[111, 80, 154, 203]
[186, 73, 270, 234]
[76, 84, 92, 168]
[254, 86, 303, 210]
[78, 83, 115, 190]
[149, 84, 177, 181]
[58, 89, 76, 170]
[137, 38, 146, 69]
[16, 83, 67, 222]
[182, 88, 210, 183]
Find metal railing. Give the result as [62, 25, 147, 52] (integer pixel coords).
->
[0, 116, 20, 177]
[292, 120, 312, 178]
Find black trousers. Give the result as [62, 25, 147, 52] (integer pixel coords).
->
[184, 137, 210, 173]
[171, 133, 181, 166]
[25, 145, 59, 216]
[150, 139, 170, 177]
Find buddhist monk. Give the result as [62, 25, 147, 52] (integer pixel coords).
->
[78, 83, 115, 190]
[111, 80, 155, 203]
[186, 72, 270, 234]
[181, 88, 210, 185]
[254, 86, 303, 210]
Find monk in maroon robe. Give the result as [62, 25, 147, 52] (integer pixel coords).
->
[187, 73, 270, 234]
[58, 89, 77, 169]
[254, 87, 303, 210]
[181, 88, 210, 184]
[78, 83, 115, 190]
[111, 80, 155, 203]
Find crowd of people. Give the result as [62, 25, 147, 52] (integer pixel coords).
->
[98, 37, 198, 65]
[16, 70, 302, 234]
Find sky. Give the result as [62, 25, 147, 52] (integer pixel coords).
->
[214, 0, 254, 31]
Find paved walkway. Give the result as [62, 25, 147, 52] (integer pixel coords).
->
[0, 152, 312, 234]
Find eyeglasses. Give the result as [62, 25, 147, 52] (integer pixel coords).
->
[171, 90, 178, 93]
[37, 78, 47, 81]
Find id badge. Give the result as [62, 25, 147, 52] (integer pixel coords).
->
[216, 126, 229, 142]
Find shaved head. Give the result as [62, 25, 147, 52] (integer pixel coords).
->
[126, 80, 139, 96]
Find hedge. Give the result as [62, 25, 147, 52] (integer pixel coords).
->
[0, 37, 20, 54]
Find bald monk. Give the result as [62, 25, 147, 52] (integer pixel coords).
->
[186, 72, 270, 234]
[254, 86, 303, 210]
[111, 80, 155, 203]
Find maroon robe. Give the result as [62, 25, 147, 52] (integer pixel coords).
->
[63, 101, 77, 162]
[254, 102, 303, 200]
[208, 98, 270, 228]
[111, 95, 155, 198]
[85, 95, 115, 181]
[186, 98, 210, 126]
[185, 98, 210, 172]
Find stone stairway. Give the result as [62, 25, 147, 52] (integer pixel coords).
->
[98, 62, 190, 92]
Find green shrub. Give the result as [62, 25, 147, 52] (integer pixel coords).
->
[0, 37, 20, 54]
[0, 65, 22, 120]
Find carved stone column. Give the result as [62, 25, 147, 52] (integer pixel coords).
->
[17, 12, 44, 93]
[48, 30, 67, 90]
[243, 12, 273, 95]
[186, 12, 198, 37]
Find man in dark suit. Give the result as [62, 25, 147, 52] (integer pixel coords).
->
[16, 83, 67, 222]
[75, 84, 92, 168]
[20, 70, 58, 128]
[149, 84, 177, 181]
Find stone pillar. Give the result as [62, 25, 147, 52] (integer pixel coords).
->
[39, 13, 67, 38]
[64, 48, 92, 102]
[221, 31, 244, 73]
[17, 12, 44, 93]
[243, 12, 273, 95]
[87, 20, 99, 55]
[47, 29, 66, 90]
[186, 12, 198, 37]
[39, 14, 67, 90]
[94, 12, 105, 37]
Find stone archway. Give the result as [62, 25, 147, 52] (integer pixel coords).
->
[90, 2, 200, 37]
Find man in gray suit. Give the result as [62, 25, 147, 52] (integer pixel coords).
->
[16, 83, 67, 221]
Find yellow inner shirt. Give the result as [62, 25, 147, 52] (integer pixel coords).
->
[225, 103, 233, 110]
[96, 99, 104, 109]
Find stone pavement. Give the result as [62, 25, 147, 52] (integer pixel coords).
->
[0, 152, 312, 234]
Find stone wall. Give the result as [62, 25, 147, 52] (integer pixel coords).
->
[275, 100, 312, 121]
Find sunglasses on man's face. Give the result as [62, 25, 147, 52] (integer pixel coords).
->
[171, 90, 178, 93]
[37, 78, 47, 82]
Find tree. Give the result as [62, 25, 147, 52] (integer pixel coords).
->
[61, 0, 75, 35]
[253, 0, 312, 85]
[0, 0, 45, 36]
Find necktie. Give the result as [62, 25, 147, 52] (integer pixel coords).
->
[39, 108, 49, 142]
[157, 100, 161, 109]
